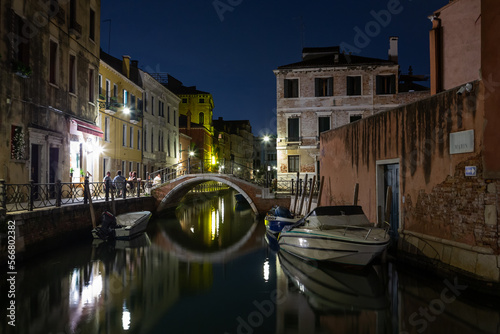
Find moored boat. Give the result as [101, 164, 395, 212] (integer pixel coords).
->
[92, 210, 152, 240]
[264, 206, 301, 234]
[278, 206, 390, 266]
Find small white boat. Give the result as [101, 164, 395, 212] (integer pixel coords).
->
[92, 211, 152, 240]
[278, 206, 390, 266]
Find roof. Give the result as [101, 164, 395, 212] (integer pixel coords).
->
[100, 50, 142, 87]
[277, 47, 396, 70]
[162, 74, 210, 95]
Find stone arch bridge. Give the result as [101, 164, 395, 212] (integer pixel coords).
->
[151, 174, 290, 216]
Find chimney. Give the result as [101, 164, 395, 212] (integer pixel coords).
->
[122, 55, 131, 78]
[388, 36, 398, 63]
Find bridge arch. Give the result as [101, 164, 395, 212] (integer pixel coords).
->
[156, 175, 259, 215]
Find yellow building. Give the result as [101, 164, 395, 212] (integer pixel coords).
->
[165, 75, 215, 164]
[98, 51, 144, 181]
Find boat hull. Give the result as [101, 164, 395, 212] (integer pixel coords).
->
[278, 227, 390, 266]
[264, 215, 300, 234]
[92, 211, 152, 240]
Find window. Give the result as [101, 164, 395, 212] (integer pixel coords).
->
[182, 98, 187, 103]
[122, 124, 127, 146]
[151, 129, 154, 152]
[199, 98, 205, 103]
[98, 74, 102, 95]
[104, 80, 110, 103]
[89, 9, 95, 41]
[376, 75, 396, 95]
[10, 125, 25, 160]
[131, 94, 136, 109]
[288, 155, 299, 173]
[123, 89, 128, 105]
[174, 139, 177, 158]
[158, 100, 162, 116]
[151, 96, 155, 115]
[167, 106, 170, 123]
[174, 110, 176, 126]
[287, 118, 300, 142]
[121, 161, 125, 174]
[346, 76, 361, 96]
[168, 137, 171, 156]
[144, 127, 147, 152]
[113, 84, 118, 98]
[318, 116, 330, 133]
[284, 79, 299, 98]
[88, 68, 95, 102]
[315, 78, 333, 97]
[137, 130, 141, 150]
[350, 115, 362, 123]
[12, 13, 30, 69]
[49, 40, 58, 84]
[199, 112, 204, 125]
[69, 54, 76, 93]
[129, 126, 133, 148]
[104, 116, 110, 141]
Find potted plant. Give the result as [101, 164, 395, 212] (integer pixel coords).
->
[80, 169, 85, 182]
[70, 167, 74, 178]
[11, 60, 32, 78]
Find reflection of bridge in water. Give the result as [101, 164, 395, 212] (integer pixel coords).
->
[150, 220, 266, 264]
[151, 174, 290, 216]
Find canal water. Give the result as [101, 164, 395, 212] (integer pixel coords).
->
[1, 189, 499, 334]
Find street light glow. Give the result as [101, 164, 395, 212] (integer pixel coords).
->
[189, 151, 194, 157]
[263, 135, 270, 142]
[123, 107, 130, 114]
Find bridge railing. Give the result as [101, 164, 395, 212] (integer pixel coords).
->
[147, 158, 257, 186]
[146, 158, 321, 197]
[0, 177, 150, 213]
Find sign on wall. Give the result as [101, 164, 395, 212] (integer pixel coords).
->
[450, 130, 474, 154]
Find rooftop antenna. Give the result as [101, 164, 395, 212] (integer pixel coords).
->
[102, 19, 111, 53]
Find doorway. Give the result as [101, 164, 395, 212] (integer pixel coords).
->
[377, 160, 400, 240]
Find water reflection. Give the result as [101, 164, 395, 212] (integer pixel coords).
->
[1, 188, 499, 334]
[276, 250, 392, 333]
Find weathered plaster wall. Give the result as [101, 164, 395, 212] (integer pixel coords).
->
[320, 82, 499, 281]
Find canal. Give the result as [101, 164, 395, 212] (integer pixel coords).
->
[1, 189, 499, 334]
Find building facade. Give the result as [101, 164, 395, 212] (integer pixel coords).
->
[98, 51, 143, 181]
[274, 41, 429, 182]
[0, 0, 101, 185]
[140, 70, 181, 178]
[319, 0, 500, 282]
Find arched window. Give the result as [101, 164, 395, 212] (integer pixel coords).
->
[199, 112, 204, 125]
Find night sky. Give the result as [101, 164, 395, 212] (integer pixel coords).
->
[101, 0, 449, 136]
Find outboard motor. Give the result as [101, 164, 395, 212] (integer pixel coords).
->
[96, 211, 117, 240]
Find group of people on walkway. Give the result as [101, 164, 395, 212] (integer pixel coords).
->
[102, 170, 163, 196]
[103, 170, 139, 197]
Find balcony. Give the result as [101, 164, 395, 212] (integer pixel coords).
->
[69, 19, 82, 39]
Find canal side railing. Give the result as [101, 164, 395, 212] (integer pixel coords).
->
[0, 177, 149, 213]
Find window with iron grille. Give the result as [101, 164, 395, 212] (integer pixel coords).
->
[288, 155, 299, 173]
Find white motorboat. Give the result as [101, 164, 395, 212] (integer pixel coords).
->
[278, 206, 390, 266]
[265, 206, 301, 234]
[92, 211, 152, 240]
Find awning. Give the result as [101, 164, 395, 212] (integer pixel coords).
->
[72, 119, 104, 138]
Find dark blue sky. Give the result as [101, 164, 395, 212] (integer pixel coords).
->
[101, 0, 449, 136]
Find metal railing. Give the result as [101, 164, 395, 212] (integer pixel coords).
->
[0, 177, 149, 213]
